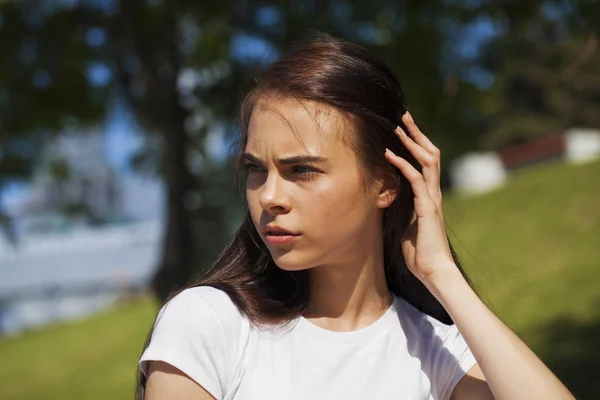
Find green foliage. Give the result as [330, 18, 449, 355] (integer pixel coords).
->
[479, 2, 600, 149]
[0, 3, 110, 135]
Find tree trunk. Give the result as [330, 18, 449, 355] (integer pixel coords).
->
[150, 102, 196, 302]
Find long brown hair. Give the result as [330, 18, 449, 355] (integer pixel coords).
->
[135, 32, 475, 398]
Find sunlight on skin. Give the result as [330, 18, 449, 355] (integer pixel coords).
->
[245, 97, 396, 329]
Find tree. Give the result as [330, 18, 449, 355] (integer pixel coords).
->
[0, 2, 110, 240]
[0, 0, 241, 300]
[476, 0, 600, 149]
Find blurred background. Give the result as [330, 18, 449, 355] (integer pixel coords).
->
[0, 0, 599, 399]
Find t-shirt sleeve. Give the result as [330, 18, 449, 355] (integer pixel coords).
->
[430, 322, 477, 400]
[139, 287, 242, 400]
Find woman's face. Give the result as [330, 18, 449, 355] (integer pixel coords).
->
[245, 98, 391, 271]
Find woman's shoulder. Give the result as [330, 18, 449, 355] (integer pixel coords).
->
[393, 294, 476, 398]
[154, 285, 249, 337]
[174, 285, 240, 312]
[394, 294, 458, 340]
[140, 286, 252, 398]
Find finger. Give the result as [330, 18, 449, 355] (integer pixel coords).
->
[395, 126, 440, 197]
[385, 148, 436, 211]
[402, 112, 441, 169]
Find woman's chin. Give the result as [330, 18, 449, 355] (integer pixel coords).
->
[270, 252, 315, 272]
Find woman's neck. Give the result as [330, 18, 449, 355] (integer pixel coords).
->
[302, 250, 393, 332]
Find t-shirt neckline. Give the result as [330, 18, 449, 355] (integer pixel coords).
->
[296, 294, 399, 343]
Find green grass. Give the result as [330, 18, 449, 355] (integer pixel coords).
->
[444, 158, 600, 398]
[0, 158, 599, 399]
[0, 297, 158, 400]
[444, 159, 600, 336]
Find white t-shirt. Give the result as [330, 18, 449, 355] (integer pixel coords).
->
[139, 286, 477, 400]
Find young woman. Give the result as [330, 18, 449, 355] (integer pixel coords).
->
[136, 34, 574, 400]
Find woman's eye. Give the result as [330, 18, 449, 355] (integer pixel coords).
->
[245, 163, 265, 172]
[292, 165, 319, 175]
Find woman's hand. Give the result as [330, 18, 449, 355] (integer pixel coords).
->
[384, 112, 459, 285]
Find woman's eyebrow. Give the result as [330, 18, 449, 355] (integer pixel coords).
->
[242, 153, 328, 165]
[242, 153, 263, 164]
[278, 155, 329, 165]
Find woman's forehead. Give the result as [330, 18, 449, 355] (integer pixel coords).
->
[247, 98, 353, 155]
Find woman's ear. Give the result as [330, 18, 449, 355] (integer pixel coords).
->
[376, 170, 399, 209]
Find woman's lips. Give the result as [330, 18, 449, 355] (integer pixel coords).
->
[264, 232, 300, 245]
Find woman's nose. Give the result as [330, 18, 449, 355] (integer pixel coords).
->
[259, 174, 291, 214]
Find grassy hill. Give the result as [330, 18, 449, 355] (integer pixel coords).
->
[1, 158, 599, 399]
[444, 158, 600, 398]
